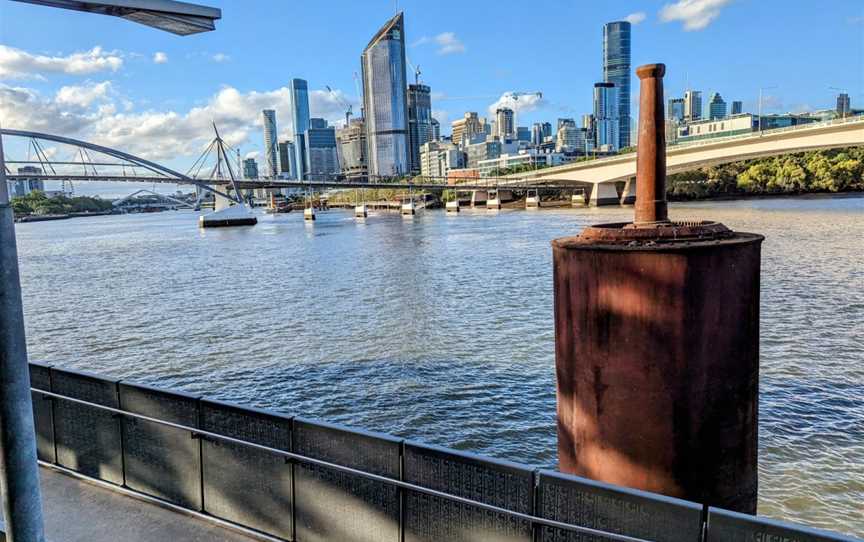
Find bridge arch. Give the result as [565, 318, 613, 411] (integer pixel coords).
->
[0, 128, 238, 202]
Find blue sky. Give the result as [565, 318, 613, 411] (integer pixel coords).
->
[1, 0, 863, 196]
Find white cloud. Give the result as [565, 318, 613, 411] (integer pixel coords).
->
[153, 52, 168, 64]
[412, 32, 466, 55]
[434, 32, 465, 55]
[211, 53, 230, 63]
[55, 81, 112, 107]
[0, 82, 358, 163]
[487, 92, 544, 117]
[245, 151, 260, 160]
[624, 12, 647, 25]
[0, 45, 122, 79]
[659, 0, 732, 31]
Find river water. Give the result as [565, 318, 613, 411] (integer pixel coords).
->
[14, 195, 864, 536]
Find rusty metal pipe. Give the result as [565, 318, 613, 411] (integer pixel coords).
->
[634, 63, 668, 225]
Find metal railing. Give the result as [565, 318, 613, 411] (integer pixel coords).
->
[27, 363, 859, 542]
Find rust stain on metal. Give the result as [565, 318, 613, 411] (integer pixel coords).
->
[551, 62, 764, 514]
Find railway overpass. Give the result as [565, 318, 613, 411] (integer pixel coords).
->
[504, 116, 864, 205]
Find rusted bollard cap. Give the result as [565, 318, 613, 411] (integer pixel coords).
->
[636, 63, 665, 79]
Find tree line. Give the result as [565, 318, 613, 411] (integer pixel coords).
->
[11, 190, 114, 216]
[666, 147, 864, 200]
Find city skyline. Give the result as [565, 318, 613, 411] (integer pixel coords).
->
[1, 0, 862, 194]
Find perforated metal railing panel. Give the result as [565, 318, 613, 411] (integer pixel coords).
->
[27, 364, 863, 542]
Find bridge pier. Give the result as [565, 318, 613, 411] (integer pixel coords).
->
[588, 182, 620, 206]
[526, 189, 540, 209]
[620, 177, 636, 205]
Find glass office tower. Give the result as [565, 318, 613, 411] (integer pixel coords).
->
[361, 12, 410, 178]
[593, 82, 619, 152]
[407, 83, 432, 174]
[261, 109, 278, 178]
[602, 21, 631, 149]
[289, 78, 310, 180]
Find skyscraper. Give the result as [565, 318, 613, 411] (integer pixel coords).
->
[407, 83, 432, 174]
[289, 78, 310, 179]
[531, 123, 544, 146]
[430, 118, 440, 142]
[336, 117, 368, 180]
[603, 21, 631, 149]
[261, 109, 278, 178]
[668, 98, 685, 121]
[278, 141, 296, 178]
[243, 158, 259, 179]
[305, 118, 339, 180]
[361, 12, 410, 177]
[451, 112, 483, 146]
[593, 82, 619, 152]
[495, 108, 515, 140]
[684, 90, 702, 122]
[837, 93, 851, 118]
[731, 101, 743, 115]
[707, 92, 727, 120]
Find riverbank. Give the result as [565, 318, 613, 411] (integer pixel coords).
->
[14, 210, 114, 223]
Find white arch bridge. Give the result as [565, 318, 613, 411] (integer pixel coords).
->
[0, 129, 578, 194]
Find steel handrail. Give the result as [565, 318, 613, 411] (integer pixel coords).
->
[32, 386, 654, 542]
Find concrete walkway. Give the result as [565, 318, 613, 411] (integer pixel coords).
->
[1, 467, 265, 542]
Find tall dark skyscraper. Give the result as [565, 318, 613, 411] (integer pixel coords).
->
[361, 12, 410, 177]
[407, 83, 432, 174]
[602, 21, 631, 149]
[289, 78, 310, 179]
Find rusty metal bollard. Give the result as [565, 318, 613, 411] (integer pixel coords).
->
[551, 63, 763, 513]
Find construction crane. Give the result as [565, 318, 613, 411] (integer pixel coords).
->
[406, 58, 422, 85]
[325, 85, 353, 128]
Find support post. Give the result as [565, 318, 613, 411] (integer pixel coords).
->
[551, 63, 762, 513]
[0, 133, 47, 541]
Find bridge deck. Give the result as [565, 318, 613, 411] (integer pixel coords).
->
[0, 466, 264, 542]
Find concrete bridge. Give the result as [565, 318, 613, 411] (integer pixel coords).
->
[505, 116, 864, 205]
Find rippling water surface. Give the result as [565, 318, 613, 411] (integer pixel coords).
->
[15, 194, 864, 536]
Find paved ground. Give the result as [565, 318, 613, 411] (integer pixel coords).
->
[1, 467, 264, 542]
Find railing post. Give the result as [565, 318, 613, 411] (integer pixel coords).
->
[0, 133, 46, 541]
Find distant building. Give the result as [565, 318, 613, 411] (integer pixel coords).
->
[261, 109, 279, 178]
[336, 117, 368, 181]
[684, 90, 702, 122]
[419, 140, 465, 179]
[10, 166, 44, 197]
[242, 158, 259, 179]
[478, 149, 569, 177]
[495, 108, 515, 140]
[668, 98, 685, 121]
[516, 126, 531, 142]
[837, 93, 851, 118]
[361, 12, 410, 177]
[289, 78, 310, 180]
[278, 141, 296, 178]
[676, 113, 818, 143]
[305, 118, 339, 180]
[555, 119, 580, 152]
[541, 122, 552, 140]
[731, 101, 743, 115]
[451, 112, 483, 147]
[407, 83, 432, 173]
[556, 118, 575, 133]
[707, 92, 727, 120]
[465, 140, 502, 168]
[430, 118, 441, 141]
[531, 123, 544, 146]
[603, 20, 631, 149]
[593, 82, 619, 152]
